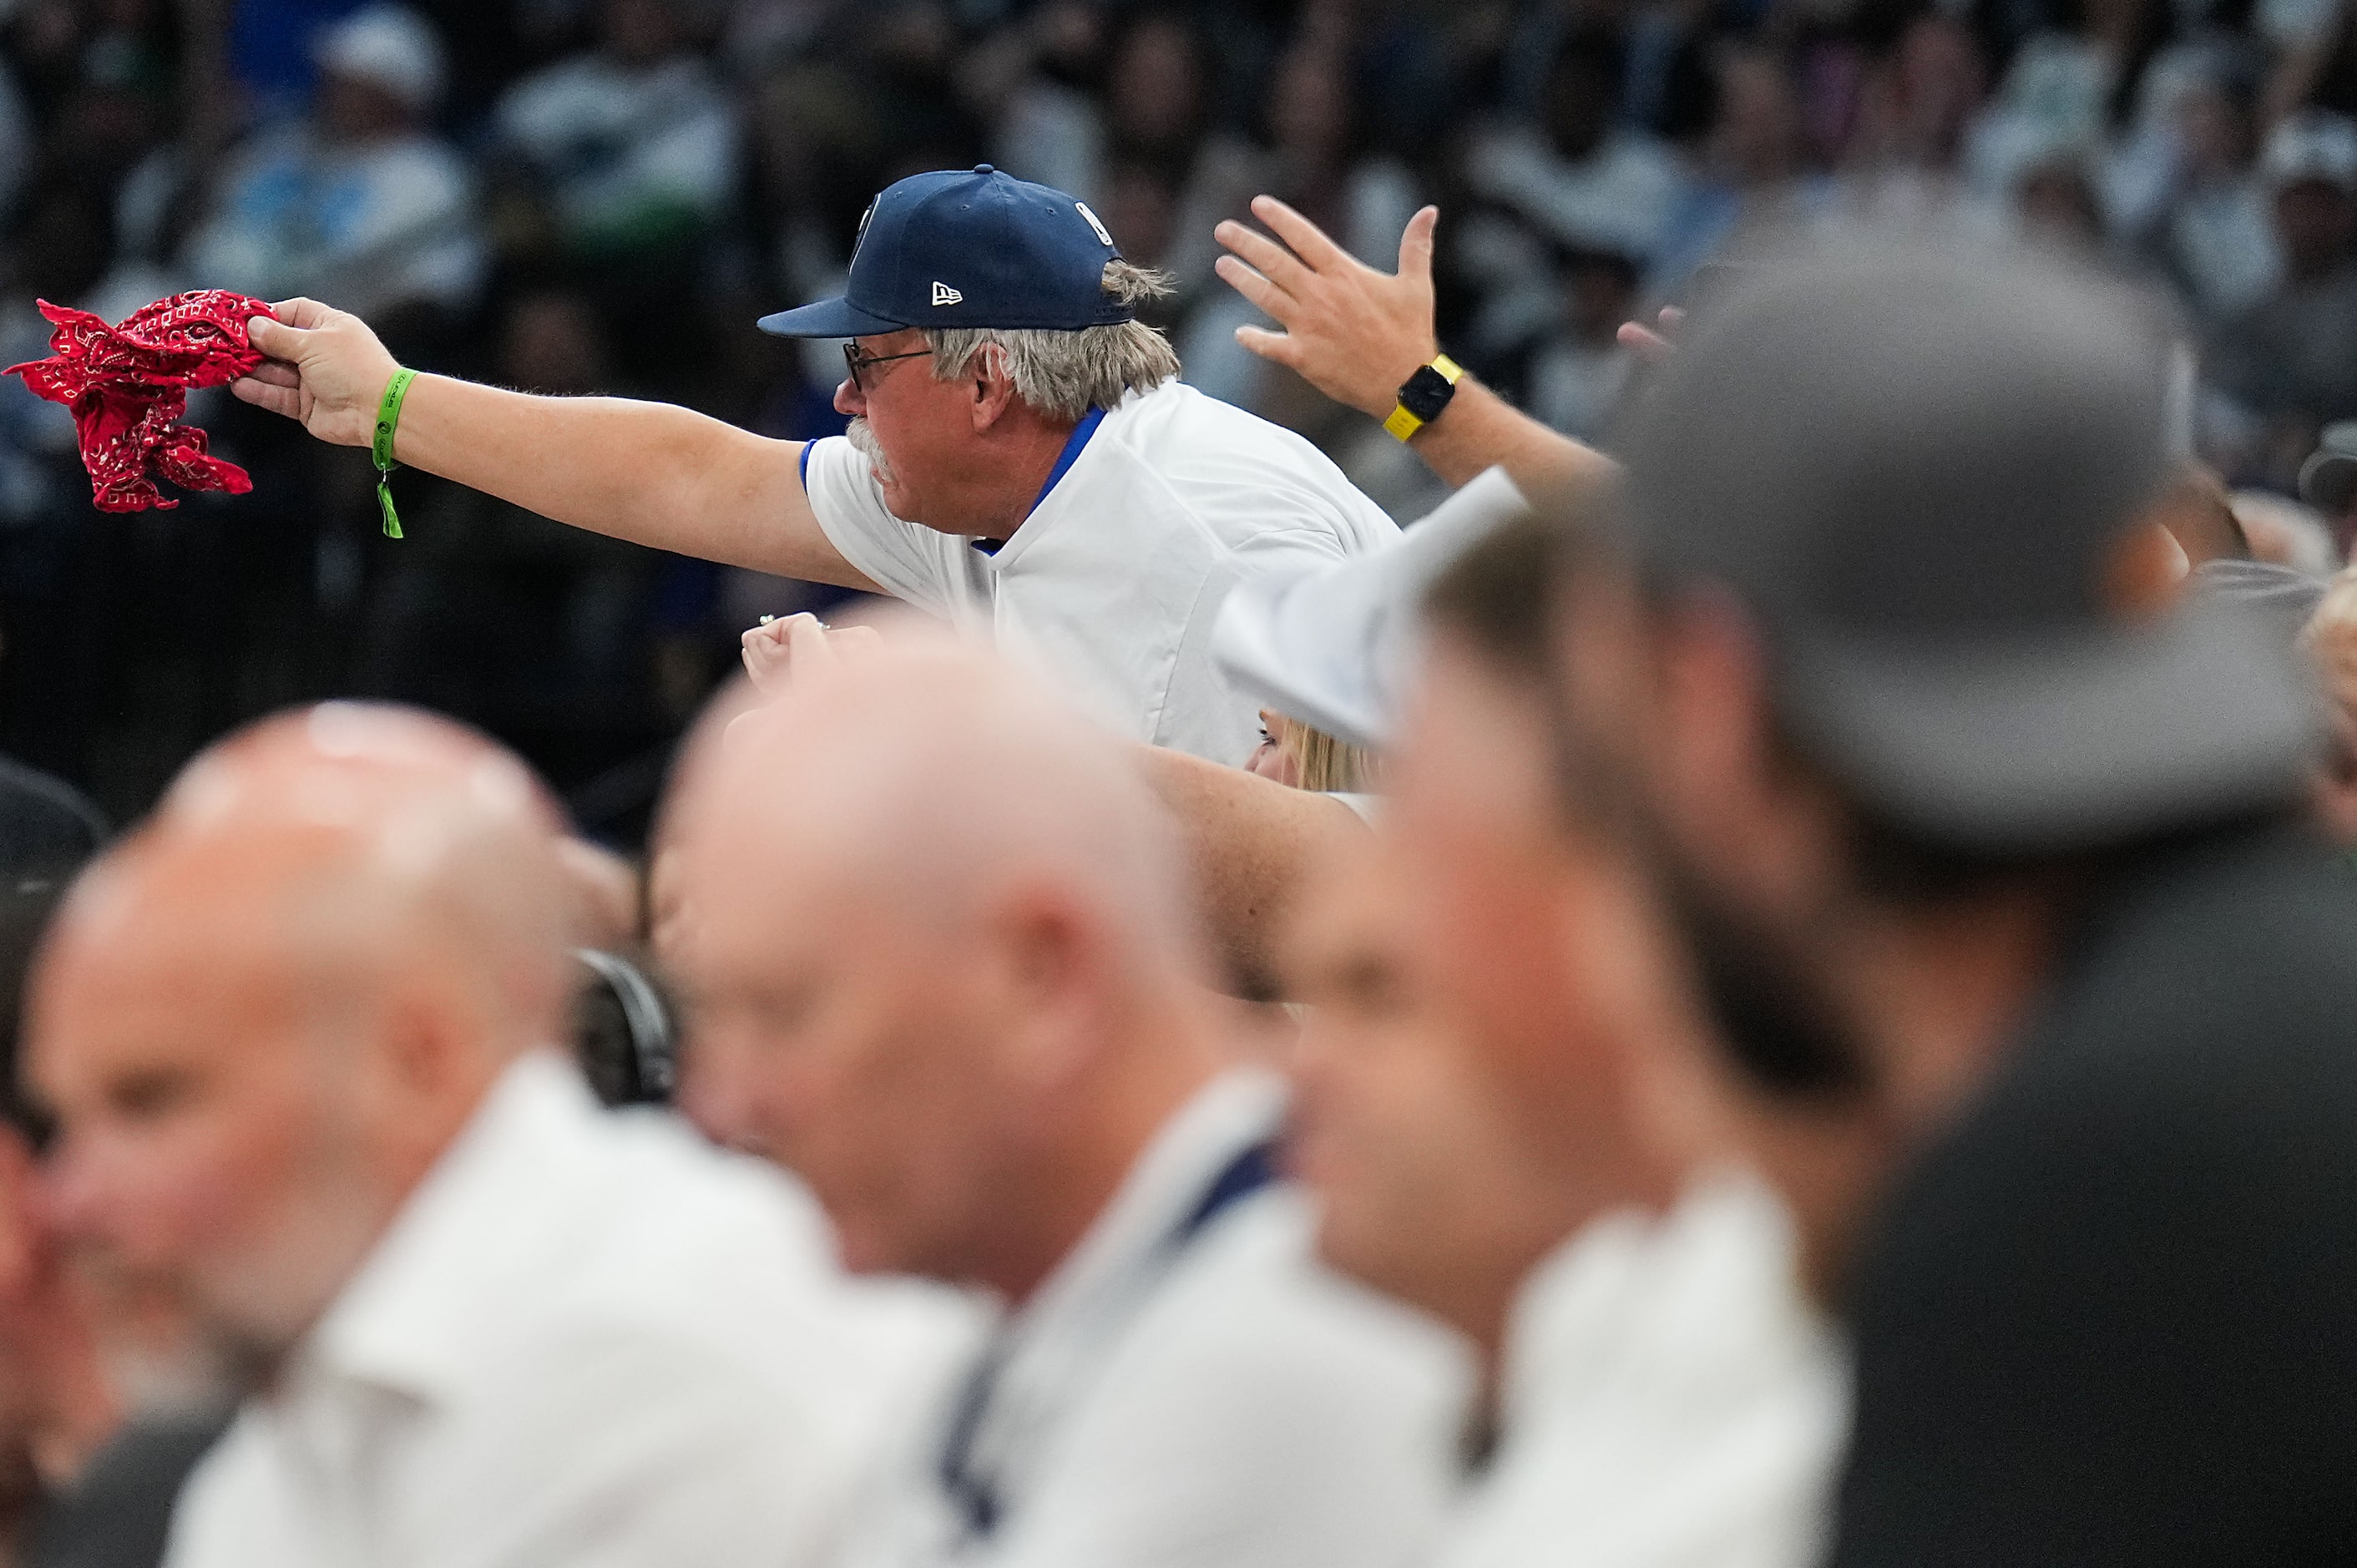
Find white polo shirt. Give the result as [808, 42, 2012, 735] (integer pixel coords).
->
[1434, 1172, 1848, 1568]
[835, 1068, 1471, 1568]
[163, 1050, 979, 1568]
[801, 379, 1401, 767]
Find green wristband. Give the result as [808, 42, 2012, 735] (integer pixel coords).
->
[372, 367, 417, 539]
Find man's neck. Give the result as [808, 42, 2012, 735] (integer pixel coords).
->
[959, 414, 1084, 544]
[977, 994, 1232, 1306]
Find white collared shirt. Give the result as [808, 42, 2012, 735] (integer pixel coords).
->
[837, 1068, 1471, 1568]
[164, 1050, 979, 1568]
[1434, 1172, 1849, 1568]
[802, 380, 1402, 768]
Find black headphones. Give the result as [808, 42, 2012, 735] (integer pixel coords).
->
[570, 948, 677, 1107]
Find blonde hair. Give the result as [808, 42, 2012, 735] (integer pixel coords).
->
[1272, 714, 1376, 794]
[924, 261, 1181, 422]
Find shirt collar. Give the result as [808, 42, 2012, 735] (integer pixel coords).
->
[291, 1050, 601, 1408]
[935, 1067, 1284, 1525]
[1011, 1066, 1283, 1343]
[1496, 1170, 1826, 1439]
[971, 405, 1105, 559]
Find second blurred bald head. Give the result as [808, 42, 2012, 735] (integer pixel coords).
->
[663, 641, 1226, 1299]
[28, 704, 572, 1381]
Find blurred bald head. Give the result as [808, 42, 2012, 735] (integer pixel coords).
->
[663, 642, 1220, 1298]
[27, 704, 573, 1381]
[680, 643, 1195, 965]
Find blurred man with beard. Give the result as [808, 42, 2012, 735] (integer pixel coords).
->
[26, 704, 964, 1568]
[1573, 245, 2354, 1565]
[1217, 197, 2357, 1560]
[1275, 509, 1845, 1568]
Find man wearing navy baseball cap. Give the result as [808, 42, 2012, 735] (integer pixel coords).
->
[235, 165, 1400, 765]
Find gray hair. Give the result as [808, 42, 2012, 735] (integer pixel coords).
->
[923, 261, 1181, 422]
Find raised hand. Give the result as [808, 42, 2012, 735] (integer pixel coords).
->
[234, 298, 402, 451]
[1214, 197, 1440, 421]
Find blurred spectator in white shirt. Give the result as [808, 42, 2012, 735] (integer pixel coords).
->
[1467, 29, 1686, 271]
[664, 638, 1469, 1568]
[1651, 48, 1824, 293]
[1963, 0, 2162, 198]
[181, 6, 483, 325]
[974, 1, 1110, 205]
[1520, 248, 1641, 443]
[492, 0, 738, 266]
[2208, 109, 2357, 480]
[28, 704, 969, 1568]
[1181, 27, 1420, 426]
[1834, 15, 2000, 230]
[2150, 65, 2280, 321]
[1276, 509, 1844, 1568]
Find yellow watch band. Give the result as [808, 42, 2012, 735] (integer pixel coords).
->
[1383, 355, 1464, 442]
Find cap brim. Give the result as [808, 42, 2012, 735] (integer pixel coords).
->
[756, 296, 910, 338]
[1212, 468, 1531, 749]
[1782, 606, 2319, 856]
[2299, 448, 2357, 513]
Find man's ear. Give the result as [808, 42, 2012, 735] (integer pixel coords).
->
[1651, 587, 1844, 918]
[982, 882, 1103, 1088]
[367, 978, 498, 1126]
[970, 349, 1019, 433]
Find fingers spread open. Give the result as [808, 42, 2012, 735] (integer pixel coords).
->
[1233, 324, 1301, 367]
[1213, 255, 1292, 321]
[1214, 220, 1313, 295]
[1249, 195, 1346, 272]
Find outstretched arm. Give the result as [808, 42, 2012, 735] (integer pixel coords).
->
[1134, 745, 1370, 1000]
[1212, 199, 1615, 502]
[236, 300, 878, 589]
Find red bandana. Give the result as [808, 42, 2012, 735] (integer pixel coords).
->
[5, 290, 272, 513]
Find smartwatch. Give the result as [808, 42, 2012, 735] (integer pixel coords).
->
[1384, 355, 1464, 442]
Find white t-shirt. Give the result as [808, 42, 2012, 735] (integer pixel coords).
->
[1434, 1172, 1847, 1568]
[801, 379, 1401, 766]
[836, 1069, 1469, 1568]
[164, 1051, 979, 1568]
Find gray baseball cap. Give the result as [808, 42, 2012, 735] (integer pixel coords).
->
[1614, 240, 2318, 854]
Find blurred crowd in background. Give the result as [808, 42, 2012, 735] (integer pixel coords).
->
[9, 0, 2357, 829]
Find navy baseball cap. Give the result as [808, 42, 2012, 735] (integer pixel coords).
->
[758, 165, 1131, 338]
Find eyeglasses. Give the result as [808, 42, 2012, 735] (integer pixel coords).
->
[842, 341, 931, 393]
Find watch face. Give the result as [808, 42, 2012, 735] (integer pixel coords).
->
[1401, 363, 1456, 422]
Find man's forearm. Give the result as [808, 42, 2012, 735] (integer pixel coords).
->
[1407, 379, 1616, 500]
[1136, 746, 1370, 999]
[389, 377, 870, 586]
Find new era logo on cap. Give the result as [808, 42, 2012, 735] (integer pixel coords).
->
[932, 281, 964, 307]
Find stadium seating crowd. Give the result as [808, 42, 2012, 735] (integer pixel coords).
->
[7, 0, 2357, 825]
